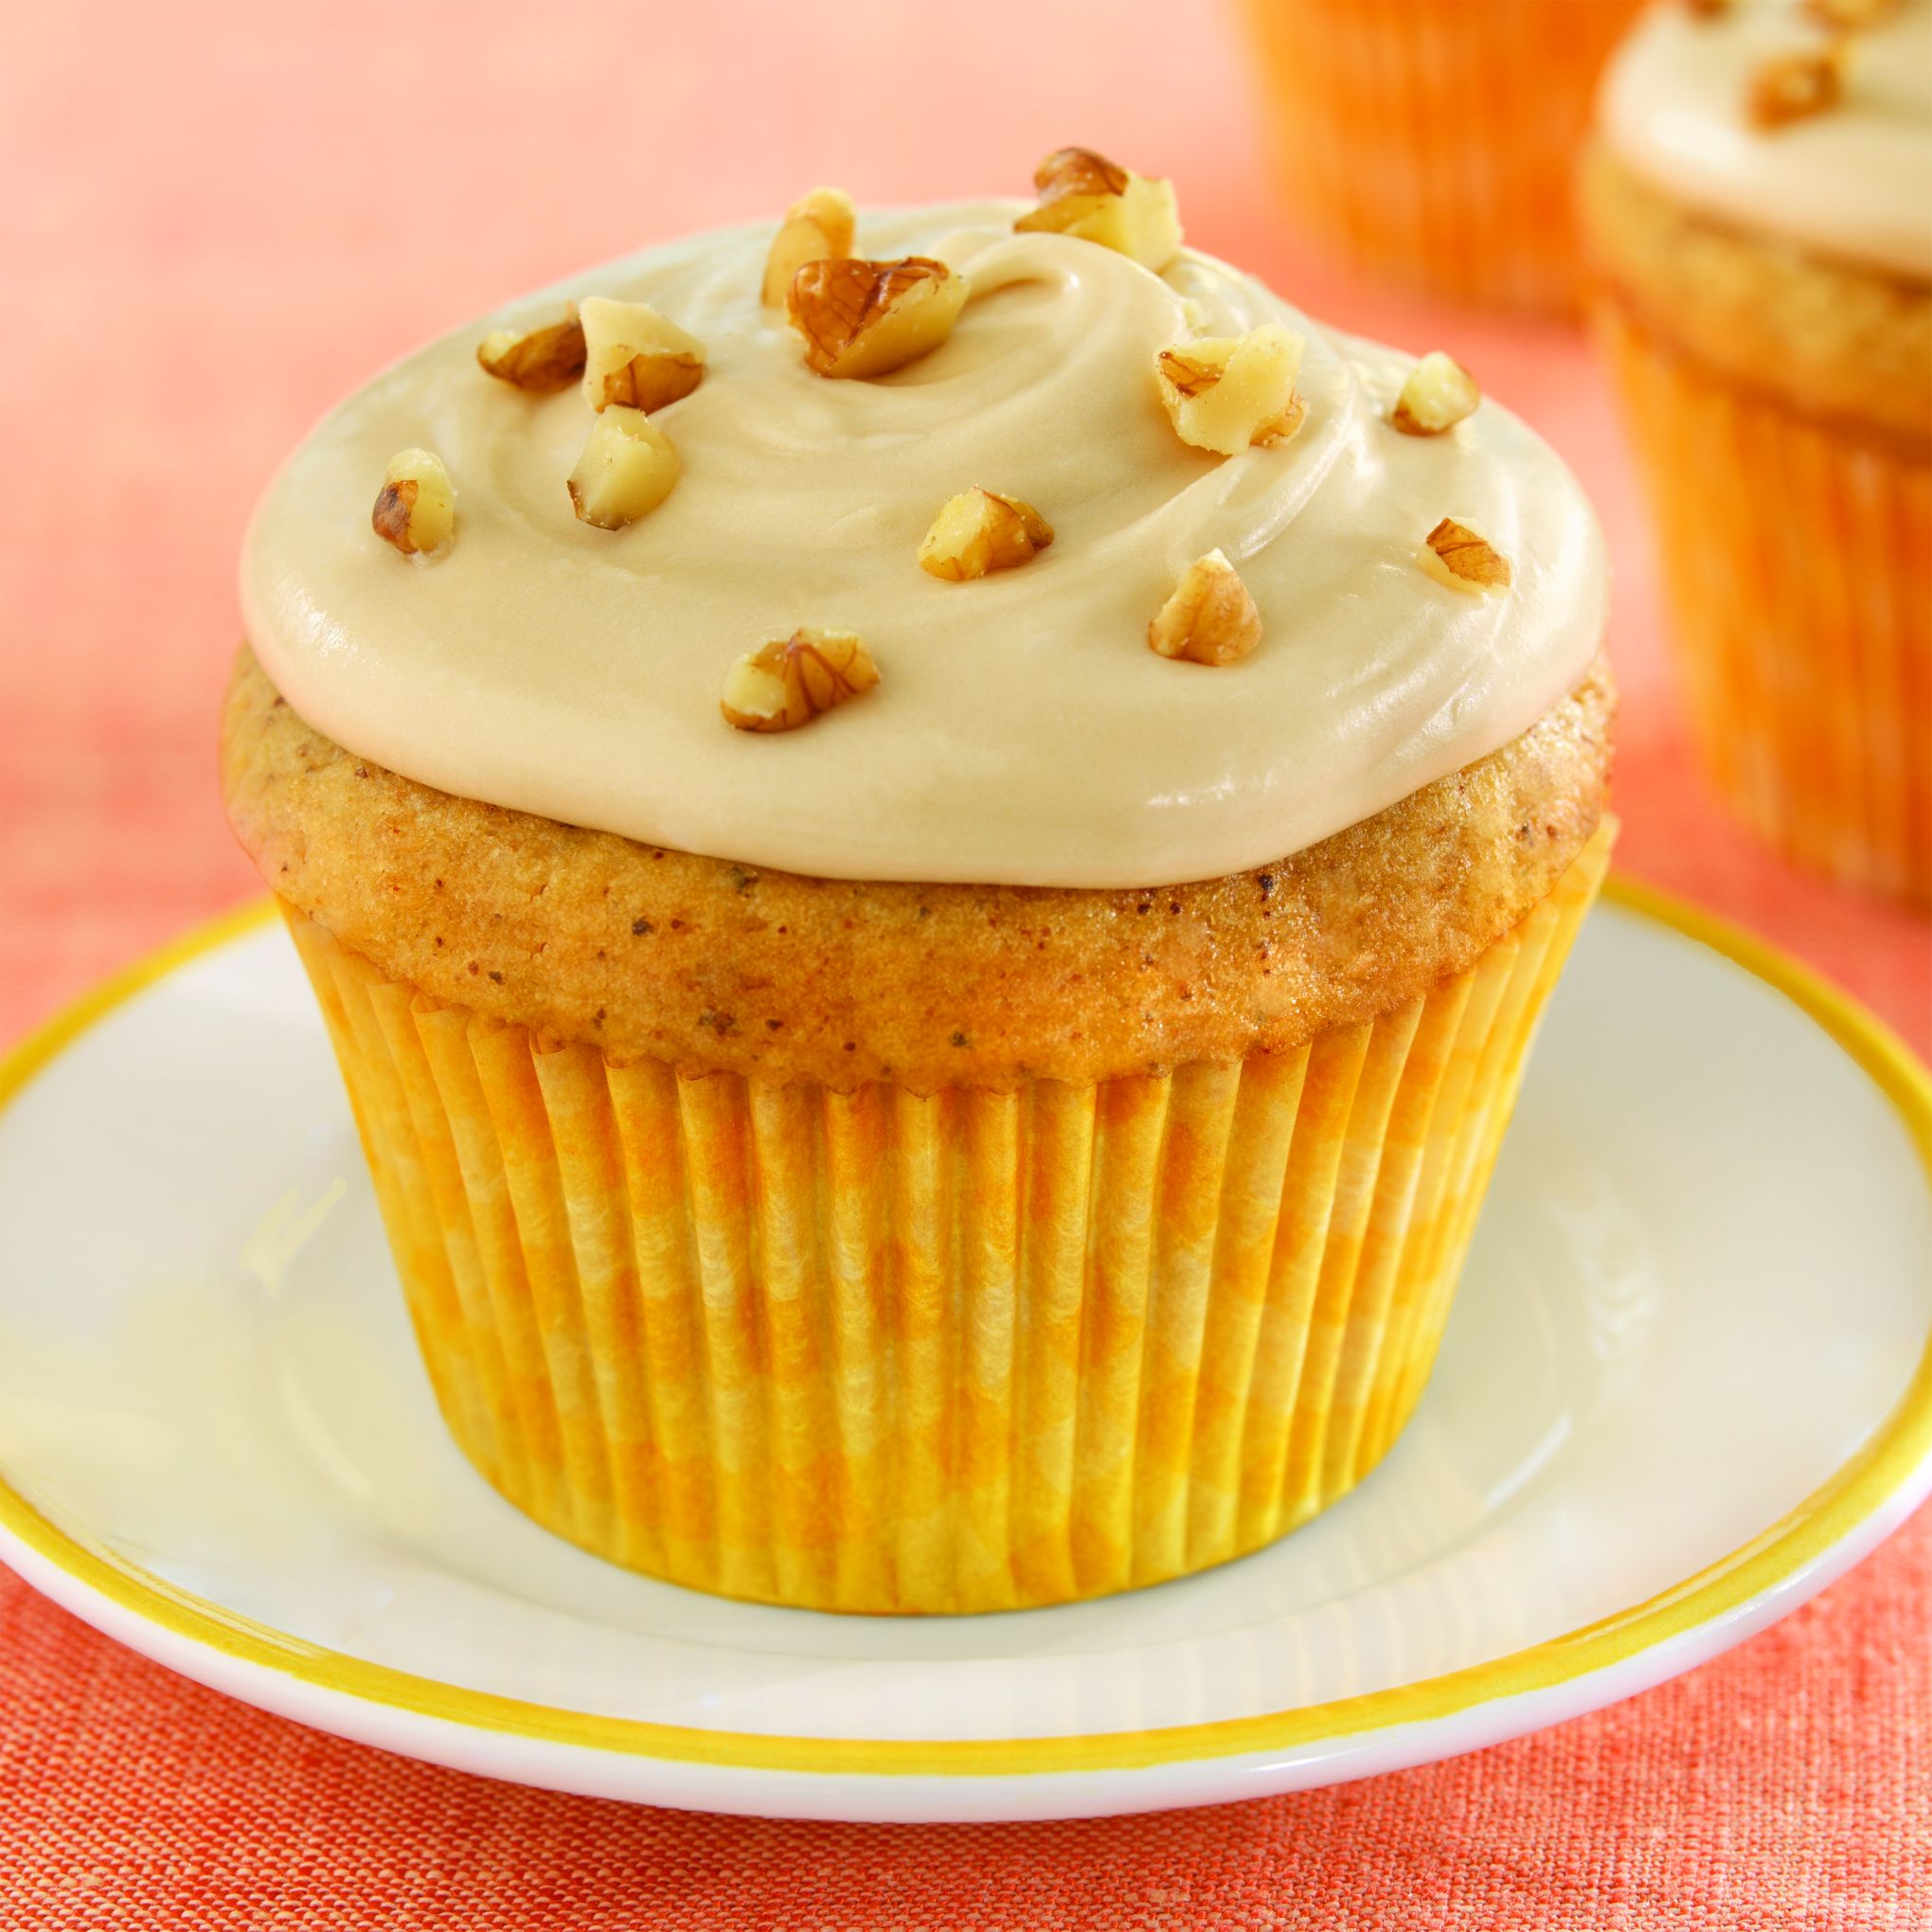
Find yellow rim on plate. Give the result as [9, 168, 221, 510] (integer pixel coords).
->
[1, 879, 1928, 1780]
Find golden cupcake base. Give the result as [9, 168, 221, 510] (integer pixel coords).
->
[1601, 308, 1931, 908]
[284, 823, 1611, 1614]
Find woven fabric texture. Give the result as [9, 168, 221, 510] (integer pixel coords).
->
[2, 2, 1928, 1925]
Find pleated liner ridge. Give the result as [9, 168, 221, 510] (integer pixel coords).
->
[1240, 0, 1640, 313]
[1601, 307, 1931, 908]
[282, 824, 1611, 1615]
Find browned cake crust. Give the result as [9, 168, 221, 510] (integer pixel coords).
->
[1578, 143, 1932, 449]
[221, 645, 1614, 1089]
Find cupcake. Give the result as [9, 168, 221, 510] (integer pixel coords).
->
[223, 154, 1615, 1614]
[1581, 0, 1930, 904]
[1238, 0, 1646, 312]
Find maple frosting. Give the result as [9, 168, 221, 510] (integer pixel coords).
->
[241, 202, 1606, 888]
[1600, 0, 1932, 280]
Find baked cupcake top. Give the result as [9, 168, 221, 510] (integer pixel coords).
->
[1600, 0, 1932, 279]
[242, 169, 1605, 889]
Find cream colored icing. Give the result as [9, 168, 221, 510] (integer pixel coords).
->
[1601, 0, 1932, 279]
[241, 204, 1606, 888]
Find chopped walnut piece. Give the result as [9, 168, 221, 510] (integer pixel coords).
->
[371, 449, 454, 556]
[1390, 351, 1481, 436]
[1420, 517, 1512, 594]
[721, 628, 881, 732]
[566, 407, 681, 528]
[1015, 146, 1183, 271]
[918, 489, 1054, 581]
[476, 309, 587, 394]
[761, 187, 858, 308]
[1804, 0, 1897, 27]
[787, 256, 969, 379]
[1746, 46, 1844, 130]
[1154, 326, 1306, 456]
[579, 296, 706, 413]
[1147, 550, 1261, 666]
[1681, 0, 1730, 15]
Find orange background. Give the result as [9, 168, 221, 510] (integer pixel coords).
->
[1, 1, 1927, 1923]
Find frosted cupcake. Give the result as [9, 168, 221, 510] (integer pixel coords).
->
[1582, 0, 1930, 904]
[223, 153, 1615, 1614]
[1239, 0, 1645, 311]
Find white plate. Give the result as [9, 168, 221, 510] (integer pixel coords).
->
[1, 886, 1928, 1823]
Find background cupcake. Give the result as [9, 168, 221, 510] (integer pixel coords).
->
[1581, 0, 1931, 906]
[1238, 0, 1645, 312]
[224, 165, 1613, 1614]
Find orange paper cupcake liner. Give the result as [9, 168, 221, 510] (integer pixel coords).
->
[1600, 306, 1932, 907]
[283, 823, 1611, 1615]
[1238, 0, 1642, 313]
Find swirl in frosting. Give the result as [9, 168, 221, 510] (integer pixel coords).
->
[241, 203, 1606, 887]
[1599, 0, 1932, 280]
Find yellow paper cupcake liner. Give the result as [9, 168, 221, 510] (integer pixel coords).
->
[1601, 307, 1932, 907]
[1238, 0, 1642, 313]
[283, 823, 1611, 1614]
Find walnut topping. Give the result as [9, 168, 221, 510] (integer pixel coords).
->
[721, 628, 880, 732]
[1681, 0, 1730, 15]
[1037, 146, 1131, 198]
[918, 489, 1054, 581]
[786, 255, 969, 379]
[1804, 0, 1897, 27]
[1420, 518, 1512, 594]
[761, 187, 857, 308]
[1147, 550, 1261, 666]
[371, 449, 454, 556]
[566, 407, 681, 528]
[1154, 326, 1306, 456]
[476, 309, 587, 394]
[1390, 351, 1481, 437]
[580, 296, 706, 413]
[1015, 147, 1183, 271]
[1747, 46, 1844, 130]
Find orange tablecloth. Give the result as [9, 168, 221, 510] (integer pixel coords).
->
[2, 3, 1927, 1923]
